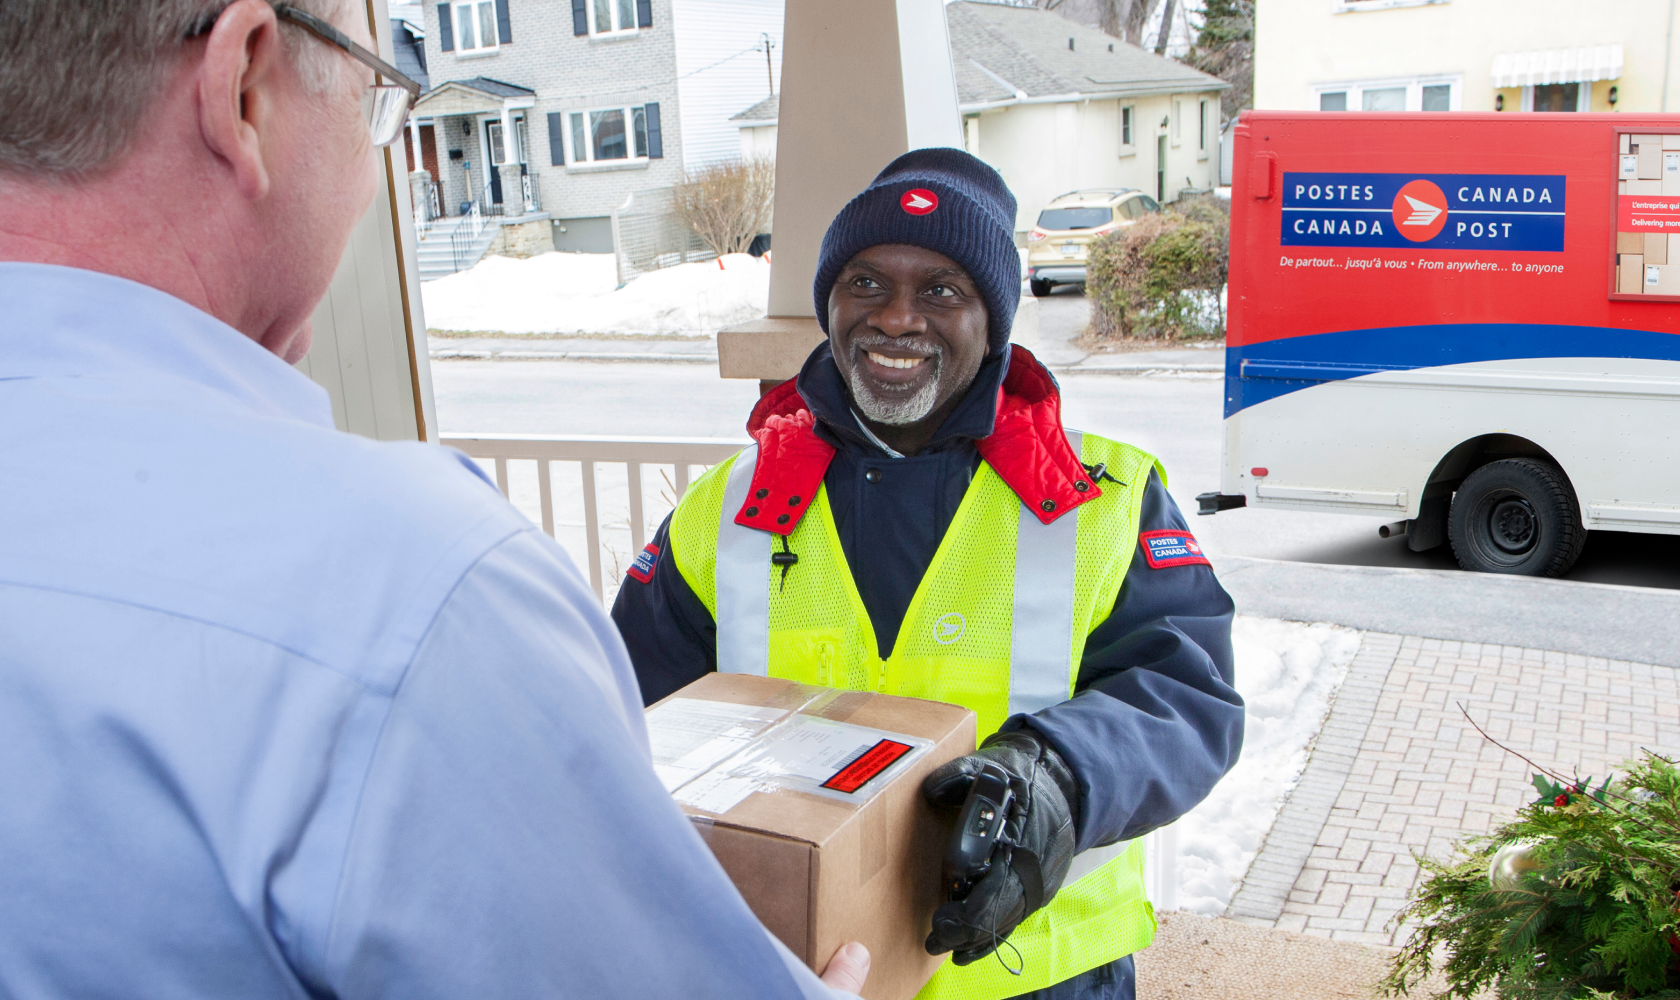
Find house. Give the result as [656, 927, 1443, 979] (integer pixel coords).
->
[389, 2, 430, 90]
[730, 1, 1228, 234]
[407, 0, 783, 259]
[1255, 0, 1677, 114]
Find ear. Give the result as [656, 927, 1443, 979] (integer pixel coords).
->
[196, 0, 285, 201]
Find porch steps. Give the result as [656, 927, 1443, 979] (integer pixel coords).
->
[416, 216, 499, 282]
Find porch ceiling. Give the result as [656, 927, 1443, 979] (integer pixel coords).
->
[415, 82, 519, 117]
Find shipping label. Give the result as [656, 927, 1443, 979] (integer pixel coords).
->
[1281, 173, 1566, 251]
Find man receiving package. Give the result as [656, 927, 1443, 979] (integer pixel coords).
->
[614, 148, 1244, 1000]
[0, 2, 867, 996]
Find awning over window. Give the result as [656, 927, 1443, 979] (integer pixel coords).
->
[1491, 45, 1623, 88]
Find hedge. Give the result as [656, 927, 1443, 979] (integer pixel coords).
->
[1086, 198, 1230, 341]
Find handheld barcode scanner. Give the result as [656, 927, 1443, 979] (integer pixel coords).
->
[944, 761, 1014, 900]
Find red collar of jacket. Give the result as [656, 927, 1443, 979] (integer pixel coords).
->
[735, 344, 1100, 536]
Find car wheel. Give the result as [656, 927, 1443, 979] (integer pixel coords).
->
[1029, 278, 1053, 297]
[1447, 458, 1586, 576]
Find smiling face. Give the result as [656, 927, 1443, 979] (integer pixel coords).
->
[826, 244, 990, 447]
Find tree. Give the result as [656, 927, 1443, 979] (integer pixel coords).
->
[671, 158, 775, 259]
[1184, 0, 1253, 122]
[1033, 0, 1165, 47]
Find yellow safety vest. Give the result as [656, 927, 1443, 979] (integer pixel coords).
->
[669, 430, 1162, 999]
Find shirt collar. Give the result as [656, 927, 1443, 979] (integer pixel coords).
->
[0, 263, 334, 427]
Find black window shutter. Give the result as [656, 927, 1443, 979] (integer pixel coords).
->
[572, 0, 587, 35]
[437, 3, 453, 50]
[495, 0, 511, 43]
[636, 0, 652, 28]
[547, 112, 565, 165]
[645, 102, 662, 158]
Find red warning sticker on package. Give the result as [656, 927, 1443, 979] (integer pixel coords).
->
[821, 739, 914, 793]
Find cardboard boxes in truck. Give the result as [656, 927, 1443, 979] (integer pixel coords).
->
[646, 673, 977, 1000]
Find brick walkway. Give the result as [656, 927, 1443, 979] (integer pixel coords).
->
[1227, 633, 1680, 945]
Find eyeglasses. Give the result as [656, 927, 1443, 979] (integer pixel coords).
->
[188, 4, 424, 148]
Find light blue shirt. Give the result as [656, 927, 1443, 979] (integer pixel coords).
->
[0, 264, 841, 999]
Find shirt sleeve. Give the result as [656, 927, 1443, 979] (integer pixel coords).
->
[612, 512, 719, 705]
[320, 526, 830, 999]
[1000, 470, 1244, 853]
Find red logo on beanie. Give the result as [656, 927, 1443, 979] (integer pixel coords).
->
[900, 189, 938, 215]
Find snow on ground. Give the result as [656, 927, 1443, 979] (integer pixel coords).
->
[1173, 616, 1364, 915]
[421, 252, 770, 337]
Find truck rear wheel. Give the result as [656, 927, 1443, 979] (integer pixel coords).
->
[1447, 458, 1585, 576]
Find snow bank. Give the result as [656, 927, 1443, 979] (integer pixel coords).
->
[1172, 616, 1363, 915]
[421, 252, 770, 337]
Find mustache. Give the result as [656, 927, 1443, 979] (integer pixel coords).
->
[848, 334, 945, 362]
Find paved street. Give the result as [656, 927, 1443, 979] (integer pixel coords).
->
[431, 353, 1680, 595]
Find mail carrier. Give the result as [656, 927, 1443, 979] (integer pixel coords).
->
[1199, 111, 1680, 576]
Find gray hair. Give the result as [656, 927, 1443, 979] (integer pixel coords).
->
[0, 0, 350, 179]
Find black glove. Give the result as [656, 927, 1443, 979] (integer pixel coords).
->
[920, 728, 1078, 965]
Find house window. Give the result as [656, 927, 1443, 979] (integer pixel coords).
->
[452, 0, 498, 52]
[1314, 77, 1460, 112]
[569, 104, 650, 163]
[1198, 99, 1209, 157]
[589, 0, 638, 35]
[1172, 99, 1182, 145]
[1526, 83, 1586, 112]
[1120, 105, 1134, 150]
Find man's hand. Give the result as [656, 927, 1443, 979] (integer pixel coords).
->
[820, 941, 870, 994]
[920, 730, 1078, 965]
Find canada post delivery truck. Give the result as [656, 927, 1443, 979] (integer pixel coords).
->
[1198, 111, 1680, 576]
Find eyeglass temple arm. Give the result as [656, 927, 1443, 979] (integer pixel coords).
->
[274, 4, 423, 100]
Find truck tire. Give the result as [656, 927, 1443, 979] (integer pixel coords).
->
[1447, 458, 1586, 576]
[1029, 278, 1052, 297]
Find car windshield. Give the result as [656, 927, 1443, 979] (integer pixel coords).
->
[1037, 207, 1113, 231]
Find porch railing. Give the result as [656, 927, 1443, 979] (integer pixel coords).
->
[441, 433, 747, 602]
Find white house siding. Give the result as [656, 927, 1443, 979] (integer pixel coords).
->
[670, 0, 784, 169]
[419, 0, 687, 228]
[972, 90, 1222, 232]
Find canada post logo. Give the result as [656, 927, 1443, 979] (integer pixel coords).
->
[1281, 173, 1565, 251]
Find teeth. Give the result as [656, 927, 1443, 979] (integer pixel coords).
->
[868, 351, 925, 370]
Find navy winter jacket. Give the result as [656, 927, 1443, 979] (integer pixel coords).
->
[612, 343, 1242, 851]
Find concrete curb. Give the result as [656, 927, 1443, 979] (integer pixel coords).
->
[428, 347, 1224, 374]
[1212, 553, 1680, 668]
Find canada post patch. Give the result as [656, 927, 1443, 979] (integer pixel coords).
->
[626, 543, 660, 584]
[1139, 530, 1210, 569]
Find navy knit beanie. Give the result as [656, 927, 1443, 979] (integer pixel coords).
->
[813, 147, 1020, 354]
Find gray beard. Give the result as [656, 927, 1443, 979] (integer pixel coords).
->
[847, 341, 943, 425]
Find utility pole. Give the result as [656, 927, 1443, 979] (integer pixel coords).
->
[760, 32, 776, 96]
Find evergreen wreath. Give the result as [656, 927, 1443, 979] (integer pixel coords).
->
[1383, 707, 1680, 1000]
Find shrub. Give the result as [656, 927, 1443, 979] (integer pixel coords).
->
[671, 157, 775, 258]
[1086, 198, 1230, 341]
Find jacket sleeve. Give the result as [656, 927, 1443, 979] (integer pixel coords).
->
[999, 470, 1243, 853]
[610, 512, 719, 706]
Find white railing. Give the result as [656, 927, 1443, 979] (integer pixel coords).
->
[442, 433, 748, 603]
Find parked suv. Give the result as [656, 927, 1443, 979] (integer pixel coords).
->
[1025, 189, 1160, 296]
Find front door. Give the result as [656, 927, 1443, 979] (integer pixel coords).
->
[1156, 135, 1167, 202]
[485, 120, 505, 205]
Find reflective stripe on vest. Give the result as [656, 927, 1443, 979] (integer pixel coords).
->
[715, 443, 768, 675]
[1009, 432, 1080, 717]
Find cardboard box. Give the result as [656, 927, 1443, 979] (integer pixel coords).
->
[1622, 133, 1632, 154]
[1619, 231, 1645, 254]
[1647, 233, 1670, 265]
[1626, 179, 1664, 196]
[1665, 152, 1680, 195]
[1667, 134, 1680, 150]
[1656, 262, 1680, 296]
[1621, 153, 1640, 180]
[648, 673, 977, 1000]
[1639, 139, 1665, 179]
[1620, 253, 1645, 293]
